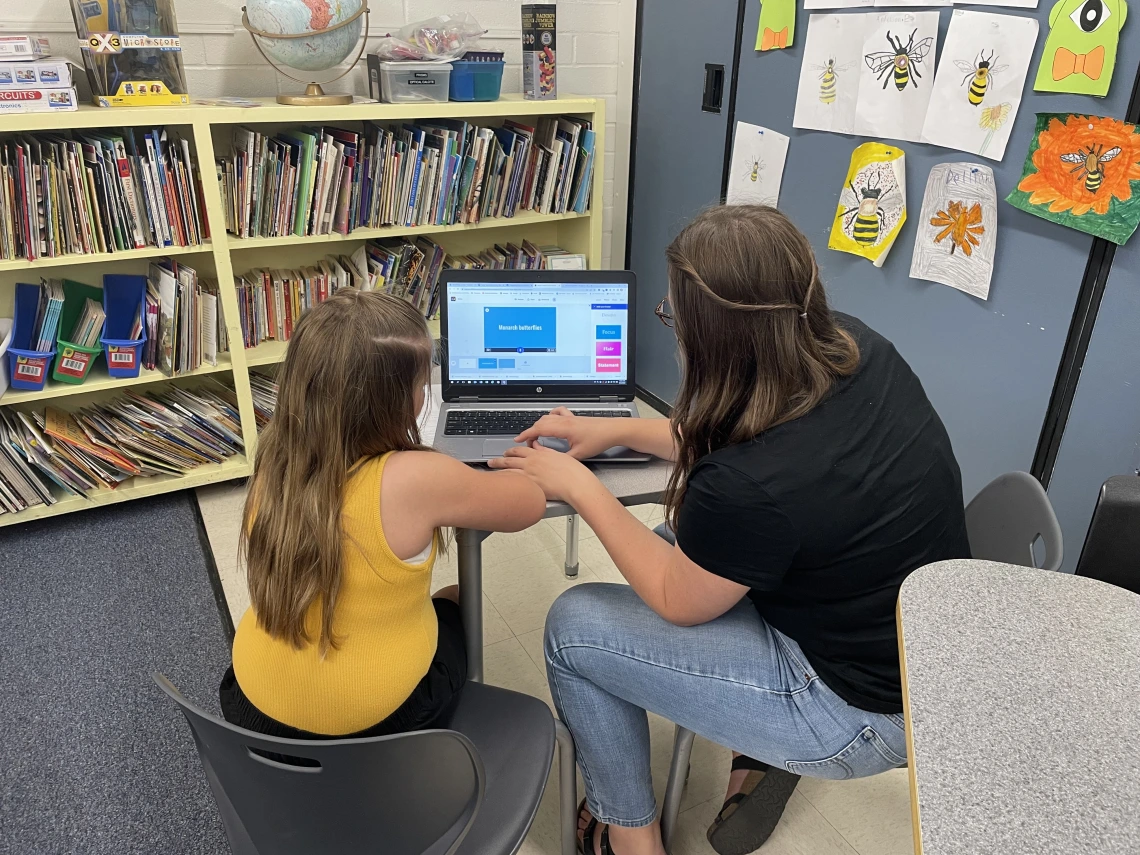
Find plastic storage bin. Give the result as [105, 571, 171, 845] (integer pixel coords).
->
[6, 282, 56, 392]
[100, 274, 147, 379]
[449, 60, 505, 101]
[378, 61, 452, 103]
[52, 279, 105, 385]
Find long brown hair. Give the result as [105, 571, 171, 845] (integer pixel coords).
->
[241, 290, 434, 652]
[663, 205, 860, 528]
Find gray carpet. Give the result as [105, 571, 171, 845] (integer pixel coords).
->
[0, 493, 232, 855]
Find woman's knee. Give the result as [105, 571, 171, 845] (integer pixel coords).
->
[544, 582, 633, 664]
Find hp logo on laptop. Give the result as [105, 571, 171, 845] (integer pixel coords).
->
[536, 387, 542, 393]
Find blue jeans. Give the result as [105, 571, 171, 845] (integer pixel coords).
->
[544, 582, 908, 827]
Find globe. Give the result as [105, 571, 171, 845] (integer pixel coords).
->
[244, 0, 364, 73]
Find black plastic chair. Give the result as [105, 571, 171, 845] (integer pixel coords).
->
[155, 673, 577, 855]
[1076, 474, 1140, 594]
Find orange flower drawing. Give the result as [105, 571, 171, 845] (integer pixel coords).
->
[931, 201, 984, 256]
[1017, 115, 1140, 216]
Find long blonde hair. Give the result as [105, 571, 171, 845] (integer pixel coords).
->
[663, 205, 860, 528]
[241, 290, 434, 652]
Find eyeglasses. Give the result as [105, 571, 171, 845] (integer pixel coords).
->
[655, 296, 674, 328]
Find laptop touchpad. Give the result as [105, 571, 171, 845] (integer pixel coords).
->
[482, 439, 526, 457]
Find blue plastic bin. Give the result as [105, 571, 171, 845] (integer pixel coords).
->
[449, 60, 505, 101]
[100, 274, 147, 378]
[6, 282, 56, 392]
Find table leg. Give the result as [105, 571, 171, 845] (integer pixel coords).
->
[565, 514, 580, 579]
[457, 527, 490, 683]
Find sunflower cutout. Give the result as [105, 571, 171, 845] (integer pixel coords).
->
[1006, 113, 1140, 245]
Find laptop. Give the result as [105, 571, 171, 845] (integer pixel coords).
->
[434, 270, 651, 464]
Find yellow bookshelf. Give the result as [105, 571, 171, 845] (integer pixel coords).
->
[0, 95, 605, 527]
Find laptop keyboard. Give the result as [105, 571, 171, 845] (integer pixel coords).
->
[444, 409, 632, 436]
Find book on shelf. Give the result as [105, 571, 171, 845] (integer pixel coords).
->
[31, 278, 65, 351]
[68, 297, 105, 348]
[248, 371, 278, 429]
[146, 259, 227, 375]
[0, 383, 244, 511]
[216, 115, 596, 241]
[0, 128, 208, 262]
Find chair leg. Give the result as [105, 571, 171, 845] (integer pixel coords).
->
[555, 720, 578, 855]
[660, 725, 696, 853]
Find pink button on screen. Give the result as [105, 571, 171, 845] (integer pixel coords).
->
[596, 358, 622, 372]
[596, 341, 622, 356]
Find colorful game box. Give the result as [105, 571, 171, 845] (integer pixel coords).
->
[0, 60, 73, 88]
[0, 88, 78, 113]
[522, 4, 556, 101]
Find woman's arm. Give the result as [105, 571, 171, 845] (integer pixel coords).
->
[515, 408, 678, 462]
[489, 445, 749, 625]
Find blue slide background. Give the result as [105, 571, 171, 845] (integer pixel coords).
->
[484, 307, 557, 350]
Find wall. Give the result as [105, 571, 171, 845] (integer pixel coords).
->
[6, 0, 635, 266]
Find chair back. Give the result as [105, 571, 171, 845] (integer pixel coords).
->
[154, 674, 483, 855]
[1075, 475, 1140, 594]
[965, 471, 1063, 572]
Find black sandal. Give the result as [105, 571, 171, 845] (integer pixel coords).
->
[705, 756, 800, 855]
[576, 798, 619, 855]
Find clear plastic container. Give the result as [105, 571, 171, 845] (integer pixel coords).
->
[378, 61, 452, 103]
[449, 60, 505, 101]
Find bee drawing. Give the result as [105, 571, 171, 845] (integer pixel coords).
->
[839, 172, 897, 246]
[954, 50, 1008, 106]
[1060, 144, 1121, 194]
[865, 29, 934, 91]
[745, 157, 765, 182]
[813, 58, 856, 104]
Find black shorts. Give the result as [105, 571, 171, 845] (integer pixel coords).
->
[219, 597, 468, 740]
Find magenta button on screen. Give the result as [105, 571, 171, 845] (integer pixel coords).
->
[596, 341, 622, 356]
[596, 358, 622, 372]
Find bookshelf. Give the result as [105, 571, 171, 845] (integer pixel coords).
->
[0, 94, 605, 527]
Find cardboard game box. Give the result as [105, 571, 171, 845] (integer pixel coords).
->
[0, 88, 78, 113]
[522, 4, 556, 100]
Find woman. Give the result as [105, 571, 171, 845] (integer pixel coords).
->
[490, 206, 970, 855]
[221, 290, 545, 742]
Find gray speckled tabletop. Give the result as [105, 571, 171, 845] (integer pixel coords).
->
[898, 560, 1140, 855]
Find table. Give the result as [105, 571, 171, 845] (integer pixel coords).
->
[456, 461, 671, 681]
[897, 560, 1140, 855]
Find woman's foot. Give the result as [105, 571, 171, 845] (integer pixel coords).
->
[576, 801, 667, 855]
[705, 754, 799, 855]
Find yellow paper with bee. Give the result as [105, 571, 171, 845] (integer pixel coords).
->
[829, 142, 907, 268]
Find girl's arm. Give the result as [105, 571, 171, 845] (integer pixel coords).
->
[489, 446, 748, 625]
[515, 408, 678, 462]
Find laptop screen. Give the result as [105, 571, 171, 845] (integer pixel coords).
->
[445, 281, 629, 386]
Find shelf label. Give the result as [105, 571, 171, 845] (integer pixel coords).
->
[108, 346, 136, 369]
[58, 352, 92, 377]
[14, 356, 46, 382]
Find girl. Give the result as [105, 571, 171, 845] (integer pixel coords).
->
[220, 289, 546, 740]
[492, 205, 970, 855]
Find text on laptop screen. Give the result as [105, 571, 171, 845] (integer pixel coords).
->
[447, 282, 628, 385]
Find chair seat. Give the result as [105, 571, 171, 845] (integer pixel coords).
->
[445, 682, 556, 855]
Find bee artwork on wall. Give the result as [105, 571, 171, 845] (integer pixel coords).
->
[921, 10, 1040, 162]
[911, 163, 998, 300]
[829, 142, 907, 268]
[794, 13, 866, 135]
[853, 12, 939, 143]
[1007, 113, 1140, 245]
[726, 122, 790, 207]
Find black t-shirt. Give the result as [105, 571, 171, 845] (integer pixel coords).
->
[675, 314, 970, 714]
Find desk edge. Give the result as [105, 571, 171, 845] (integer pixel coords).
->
[897, 596, 924, 855]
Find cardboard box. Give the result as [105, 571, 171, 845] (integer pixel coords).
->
[0, 88, 78, 113]
[0, 59, 72, 88]
[522, 4, 556, 100]
[0, 36, 51, 61]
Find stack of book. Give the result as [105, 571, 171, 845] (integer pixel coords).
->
[67, 297, 106, 349]
[248, 372, 278, 429]
[0, 384, 243, 510]
[447, 241, 583, 271]
[217, 115, 596, 240]
[143, 260, 227, 374]
[31, 279, 65, 350]
[0, 128, 208, 262]
[0, 36, 78, 115]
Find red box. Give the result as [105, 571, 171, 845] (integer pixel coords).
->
[596, 341, 621, 356]
[596, 358, 621, 372]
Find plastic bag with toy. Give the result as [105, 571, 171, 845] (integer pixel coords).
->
[371, 14, 487, 62]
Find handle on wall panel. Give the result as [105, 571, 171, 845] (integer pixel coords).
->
[702, 64, 724, 113]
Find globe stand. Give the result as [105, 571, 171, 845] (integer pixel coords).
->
[242, 4, 369, 106]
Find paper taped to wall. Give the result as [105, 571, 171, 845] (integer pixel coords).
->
[795, 13, 867, 134]
[726, 122, 791, 206]
[854, 11, 940, 143]
[829, 141, 907, 266]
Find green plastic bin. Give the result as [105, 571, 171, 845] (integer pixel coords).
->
[52, 279, 105, 384]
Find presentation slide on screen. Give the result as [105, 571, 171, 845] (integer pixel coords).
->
[447, 283, 628, 384]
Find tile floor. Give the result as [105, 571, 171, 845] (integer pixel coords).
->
[195, 481, 915, 855]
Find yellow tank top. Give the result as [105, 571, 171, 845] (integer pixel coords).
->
[232, 452, 438, 735]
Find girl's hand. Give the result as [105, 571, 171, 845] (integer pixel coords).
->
[514, 407, 621, 461]
[487, 442, 597, 503]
